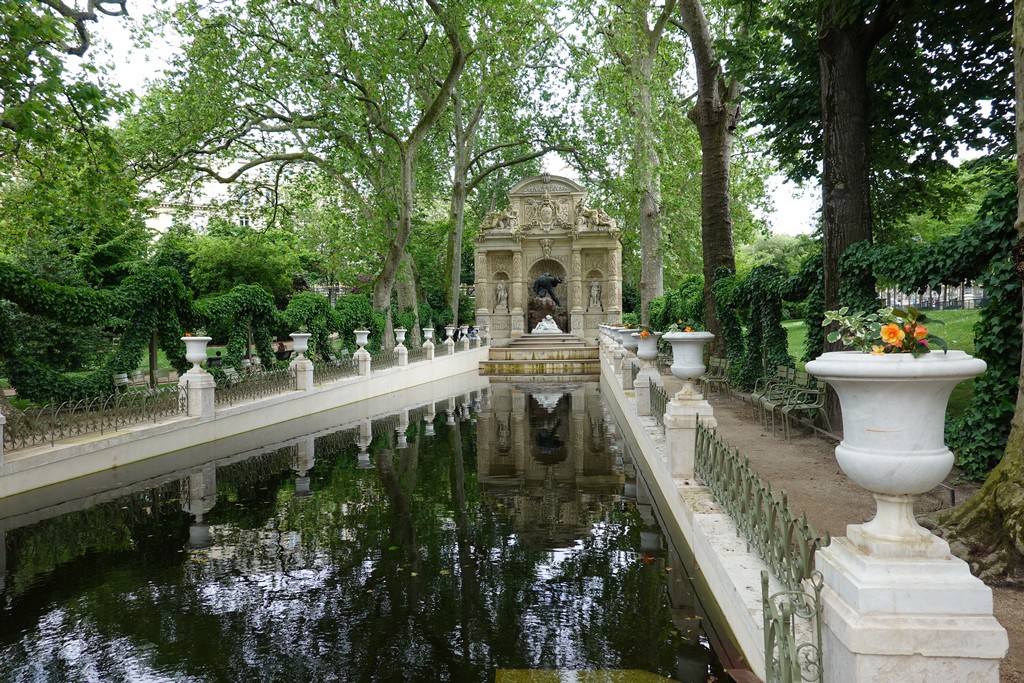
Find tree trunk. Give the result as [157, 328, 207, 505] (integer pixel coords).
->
[818, 9, 875, 316]
[690, 97, 737, 357]
[396, 251, 421, 349]
[929, 0, 1024, 580]
[676, 0, 739, 357]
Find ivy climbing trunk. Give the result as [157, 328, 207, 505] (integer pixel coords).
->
[930, 0, 1024, 579]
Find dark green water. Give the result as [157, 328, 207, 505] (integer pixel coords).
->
[0, 383, 724, 682]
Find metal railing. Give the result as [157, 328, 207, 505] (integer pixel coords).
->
[2, 385, 186, 452]
[763, 571, 824, 683]
[313, 357, 359, 384]
[630, 361, 640, 384]
[215, 367, 296, 406]
[406, 345, 427, 363]
[374, 348, 399, 371]
[650, 381, 669, 428]
[695, 422, 825, 683]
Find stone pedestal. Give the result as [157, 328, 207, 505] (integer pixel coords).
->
[291, 357, 313, 391]
[423, 341, 435, 361]
[355, 349, 371, 376]
[816, 537, 1007, 683]
[633, 362, 659, 416]
[179, 369, 215, 418]
[621, 355, 635, 389]
[397, 346, 408, 366]
[664, 383, 716, 479]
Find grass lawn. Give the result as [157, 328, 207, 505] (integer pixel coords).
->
[784, 308, 981, 417]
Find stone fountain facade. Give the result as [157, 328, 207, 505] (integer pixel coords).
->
[474, 174, 623, 346]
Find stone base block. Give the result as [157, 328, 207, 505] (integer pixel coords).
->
[664, 394, 716, 480]
[817, 538, 1007, 683]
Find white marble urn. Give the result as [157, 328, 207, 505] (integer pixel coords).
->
[631, 331, 662, 361]
[619, 328, 640, 354]
[662, 331, 715, 381]
[290, 332, 312, 358]
[806, 350, 986, 551]
[354, 330, 370, 349]
[394, 328, 407, 346]
[182, 336, 212, 372]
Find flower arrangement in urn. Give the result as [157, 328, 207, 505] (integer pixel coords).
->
[823, 306, 947, 357]
[664, 319, 700, 333]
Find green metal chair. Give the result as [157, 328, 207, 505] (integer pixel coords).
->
[759, 370, 808, 435]
[782, 383, 833, 441]
[749, 365, 792, 417]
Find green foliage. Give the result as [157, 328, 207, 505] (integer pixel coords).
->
[334, 294, 383, 353]
[734, 266, 793, 389]
[282, 292, 336, 362]
[189, 230, 300, 308]
[621, 281, 640, 314]
[723, 0, 1012, 229]
[193, 285, 280, 372]
[823, 306, 946, 356]
[621, 312, 639, 328]
[710, 269, 747, 378]
[647, 275, 705, 332]
[0, 263, 193, 402]
[948, 259, 1020, 479]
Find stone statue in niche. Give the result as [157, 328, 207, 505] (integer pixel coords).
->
[494, 280, 509, 311]
[532, 272, 563, 307]
[588, 280, 602, 310]
[540, 238, 553, 258]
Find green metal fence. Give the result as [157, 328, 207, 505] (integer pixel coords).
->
[215, 367, 296, 406]
[650, 382, 669, 428]
[313, 357, 359, 384]
[2, 385, 186, 452]
[695, 421, 826, 683]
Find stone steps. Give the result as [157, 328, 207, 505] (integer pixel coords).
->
[480, 334, 599, 380]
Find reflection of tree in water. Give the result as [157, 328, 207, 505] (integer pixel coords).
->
[0, 401, 722, 681]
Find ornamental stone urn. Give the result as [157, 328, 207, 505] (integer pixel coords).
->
[631, 331, 662, 361]
[619, 328, 640, 355]
[806, 349, 1006, 683]
[662, 331, 715, 393]
[289, 332, 312, 359]
[806, 350, 986, 552]
[182, 336, 212, 373]
[394, 328, 407, 347]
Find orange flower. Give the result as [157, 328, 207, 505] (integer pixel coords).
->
[185, 333, 192, 337]
[913, 324, 928, 339]
[684, 326, 693, 332]
[639, 329, 650, 339]
[870, 345, 886, 355]
[880, 323, 905, 345]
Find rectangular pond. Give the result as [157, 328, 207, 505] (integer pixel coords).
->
[0, 380, 731, 682]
